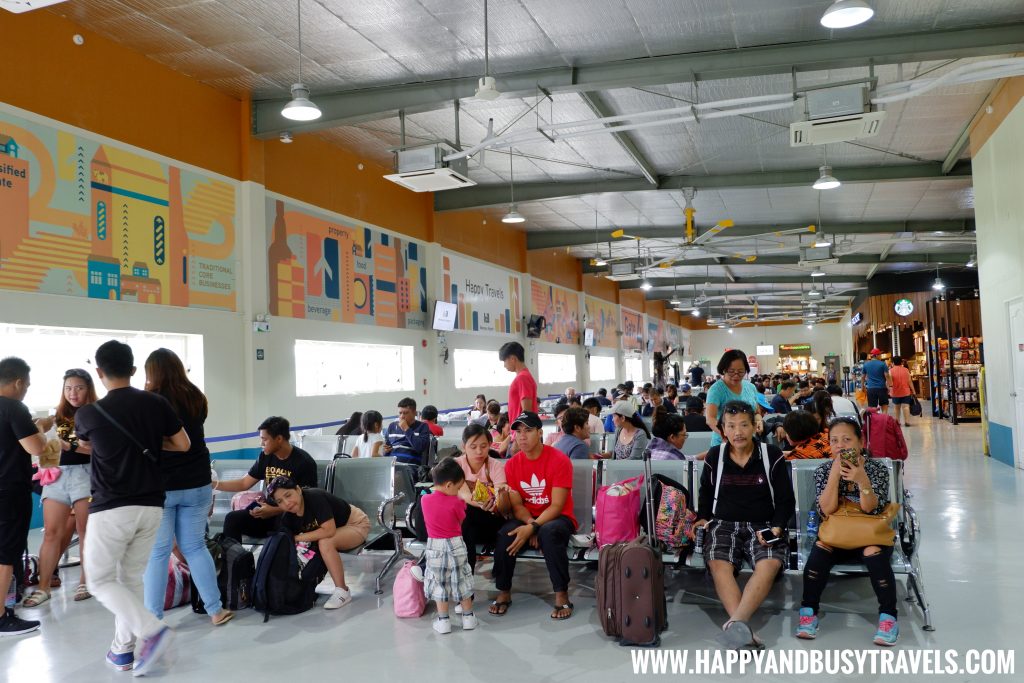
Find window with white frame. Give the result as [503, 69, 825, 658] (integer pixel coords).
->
[0, 323, 204, 413]
[538, 352, 577, 384]
[452, 348, 507, 389]
[589, 355, 616, 382]
[295, 339, 414, 396]
[625, 355, 644, 384]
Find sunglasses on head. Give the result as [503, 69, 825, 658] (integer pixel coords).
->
[722, 405, 753, 415]
[64, 369, 91, 381]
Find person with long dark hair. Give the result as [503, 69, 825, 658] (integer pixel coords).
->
[140, 348, 233, 627]
[705, 350, 763, 449]
[23, 369, 98, 607]
[334, 412, 362, 437]
[806, 390, 836, 432]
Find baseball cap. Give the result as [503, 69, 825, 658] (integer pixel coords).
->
[755, 393, 773, 412]
[869, 348, 882, 356]
[680, 383, 691, 392]
[510, 411, 543, 430]
[611, 401, 637, 418]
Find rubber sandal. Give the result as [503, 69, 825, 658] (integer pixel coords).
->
[488, 600, 511, 616]
[22, 590, 51, 607]
[721, 620, 753, 649]
[211, 610, 235, 626]
[74, 584, 92, 601]
[550, 602, 574, 620]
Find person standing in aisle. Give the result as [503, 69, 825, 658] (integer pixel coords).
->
[74, 341, 191, 675]
[499, 342, 537, 420]
[863, 349, 892, 415]
[0, 357, 48, 637]
[888, 357, 915, 427]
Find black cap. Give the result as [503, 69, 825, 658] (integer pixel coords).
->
[510, 411, 543, 430]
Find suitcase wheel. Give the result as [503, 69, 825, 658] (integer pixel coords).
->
[642, 566, 649, 579]
[624, 567, 631, 579]
[624, 615, 631, 627]
[644, 616, 651, 628]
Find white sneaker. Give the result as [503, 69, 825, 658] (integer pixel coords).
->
[454, 603, 463, 615]
[433, 617, 452, 634]
[315, 576, 336, 595]
[409, 565, 424, 582]
[462, 613, 477, 630]
[324, 587, 352, 610]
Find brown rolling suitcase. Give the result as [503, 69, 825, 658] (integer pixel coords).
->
[596, 447, 668, 647]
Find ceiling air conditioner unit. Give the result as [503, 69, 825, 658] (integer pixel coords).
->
[798, 245, 839, 267]
[383, 145, 476, 192]
[790, 83, 885, 146]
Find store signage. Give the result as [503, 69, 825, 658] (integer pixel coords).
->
[779, 343, 812, 354]
[755, 344, 774, 355]
[894, 298, 914, 317]
[851, 312, 863, 325]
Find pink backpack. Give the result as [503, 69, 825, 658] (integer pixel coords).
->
[595, 475, 643, 547]
[164, 556, 192, 610]
[393, 561, 426, 618]
[863, 409, 908, 460]
[231, 491, 263, 511]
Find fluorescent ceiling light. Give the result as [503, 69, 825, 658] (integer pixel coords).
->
[282, 83, 321, 121]
[810, 268, 825, 277]
[501, 207, 525, 224]
[820, 0, 874, 29]
[813, 165, 841, 190]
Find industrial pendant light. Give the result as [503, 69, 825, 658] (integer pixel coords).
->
[475, 0, 501, 100]
[501, 150, 525, 223]
[813, 165, 840, 190]
[810, 267, 825, 277]
[932, 267, 945, 290]
[821, 0, 875, 29]
[966, 254, 977, 268]
[281, 0, 321, 122]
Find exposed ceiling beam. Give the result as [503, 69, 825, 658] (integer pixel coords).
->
[253, 23, 1024, 136]
[620, 275, 866, 288]
[436, 162, 971, 212]
[531, 220, 974, 249]
[580, 252, 973, 272]
[653, 289, 861, 301]
[578, 92, 658, 185]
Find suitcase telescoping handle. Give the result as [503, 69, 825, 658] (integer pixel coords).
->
[642, 447, 657, 549]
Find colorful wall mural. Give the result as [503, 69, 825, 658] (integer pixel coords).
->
[529, 279, 580, 344]
[441, 251, 521, 335]
[584, 296, 618, 349]
[267, 197, 428, 329]
[648, 318, 668, 353]
[0, 106, 237, 310]
[621, 308, 644, 351]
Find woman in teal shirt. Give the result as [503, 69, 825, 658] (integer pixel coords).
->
[705, 350, 764, 448]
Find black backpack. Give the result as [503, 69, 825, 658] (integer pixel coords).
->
[251, 531, 320, 622]
[190, 535, 227, 614]
[217, 534, 254, 611]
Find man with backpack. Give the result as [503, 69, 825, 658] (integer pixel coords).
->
[74, 341, 190, 675]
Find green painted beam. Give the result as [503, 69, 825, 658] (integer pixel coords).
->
[580, 252, 974, 272]
[436, 162, 972, 212]
[253, 23, 1024, 137]
[531, 220, 974, 249]
[620, 275, 866, 288]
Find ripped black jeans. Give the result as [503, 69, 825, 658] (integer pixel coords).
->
[801, 542, 897, 617]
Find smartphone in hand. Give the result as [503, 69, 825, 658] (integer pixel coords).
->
[758, 528, 782, 545]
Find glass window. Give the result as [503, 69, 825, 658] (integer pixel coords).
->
[453, 348, 507, 389]
[589, 355, 616, 382]
[0, 323, 204, 413]
[295, 339, 414, 396]
[538, 352, 577, 384]
[625, 356, 644, 384]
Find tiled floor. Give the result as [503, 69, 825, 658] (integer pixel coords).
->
[4, 411, 1022, 682]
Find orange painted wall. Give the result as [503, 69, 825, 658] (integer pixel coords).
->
[582, 273, 620, 303]
[264, 136, 433, 241]
[526, 250, 582, 291]
[0, 10, 243, 180]
[620, 290, 647, 312]
[434, 211, 526, 272]
[970, 76, 1024, 155]
[648, 300, 667, 320]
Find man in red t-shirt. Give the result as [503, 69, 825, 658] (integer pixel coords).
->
[500, 341, 538, 421]
[489, 411, 577, 621]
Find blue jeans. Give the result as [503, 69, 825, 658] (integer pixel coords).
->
[142, 484, 222, 618]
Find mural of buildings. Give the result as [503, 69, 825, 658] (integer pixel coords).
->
[584, 296, 618, 349]
[530, 280, 580, 344]
[266, 197, 428, 329]
[0, 106, 237, 310]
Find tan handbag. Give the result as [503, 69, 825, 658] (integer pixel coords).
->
[817, 498, 899, 550]
[37, 439, 62, 469]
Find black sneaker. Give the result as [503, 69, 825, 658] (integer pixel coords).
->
[0, 608, 41, 637]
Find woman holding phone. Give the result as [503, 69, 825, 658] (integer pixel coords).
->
[795, 416, 898, 645]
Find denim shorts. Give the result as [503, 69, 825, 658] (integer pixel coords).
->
[41, 463, 92, 506]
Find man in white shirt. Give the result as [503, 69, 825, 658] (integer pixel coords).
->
[827, 384, 859, 417]
[581, 397, 606, 434]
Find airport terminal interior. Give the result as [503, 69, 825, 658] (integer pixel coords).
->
[2, 0, 1024, 680]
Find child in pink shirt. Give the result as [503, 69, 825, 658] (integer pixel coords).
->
[420, 457, 475, 634]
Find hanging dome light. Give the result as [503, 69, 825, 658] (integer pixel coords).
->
[282, 83, 321, 121]
[594, 257, 608, 266]
[810, 267, 826, 277]
[966, 254, 977, 268]
[821, 0, 875, 29]
[640, 280, 653, 292]
[813, 234, 832, 247]
[932, 276, 945, 291]
[474, 75, 502, 101]
[813, 165, 841, 190]
[501, 207, 525, 224]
